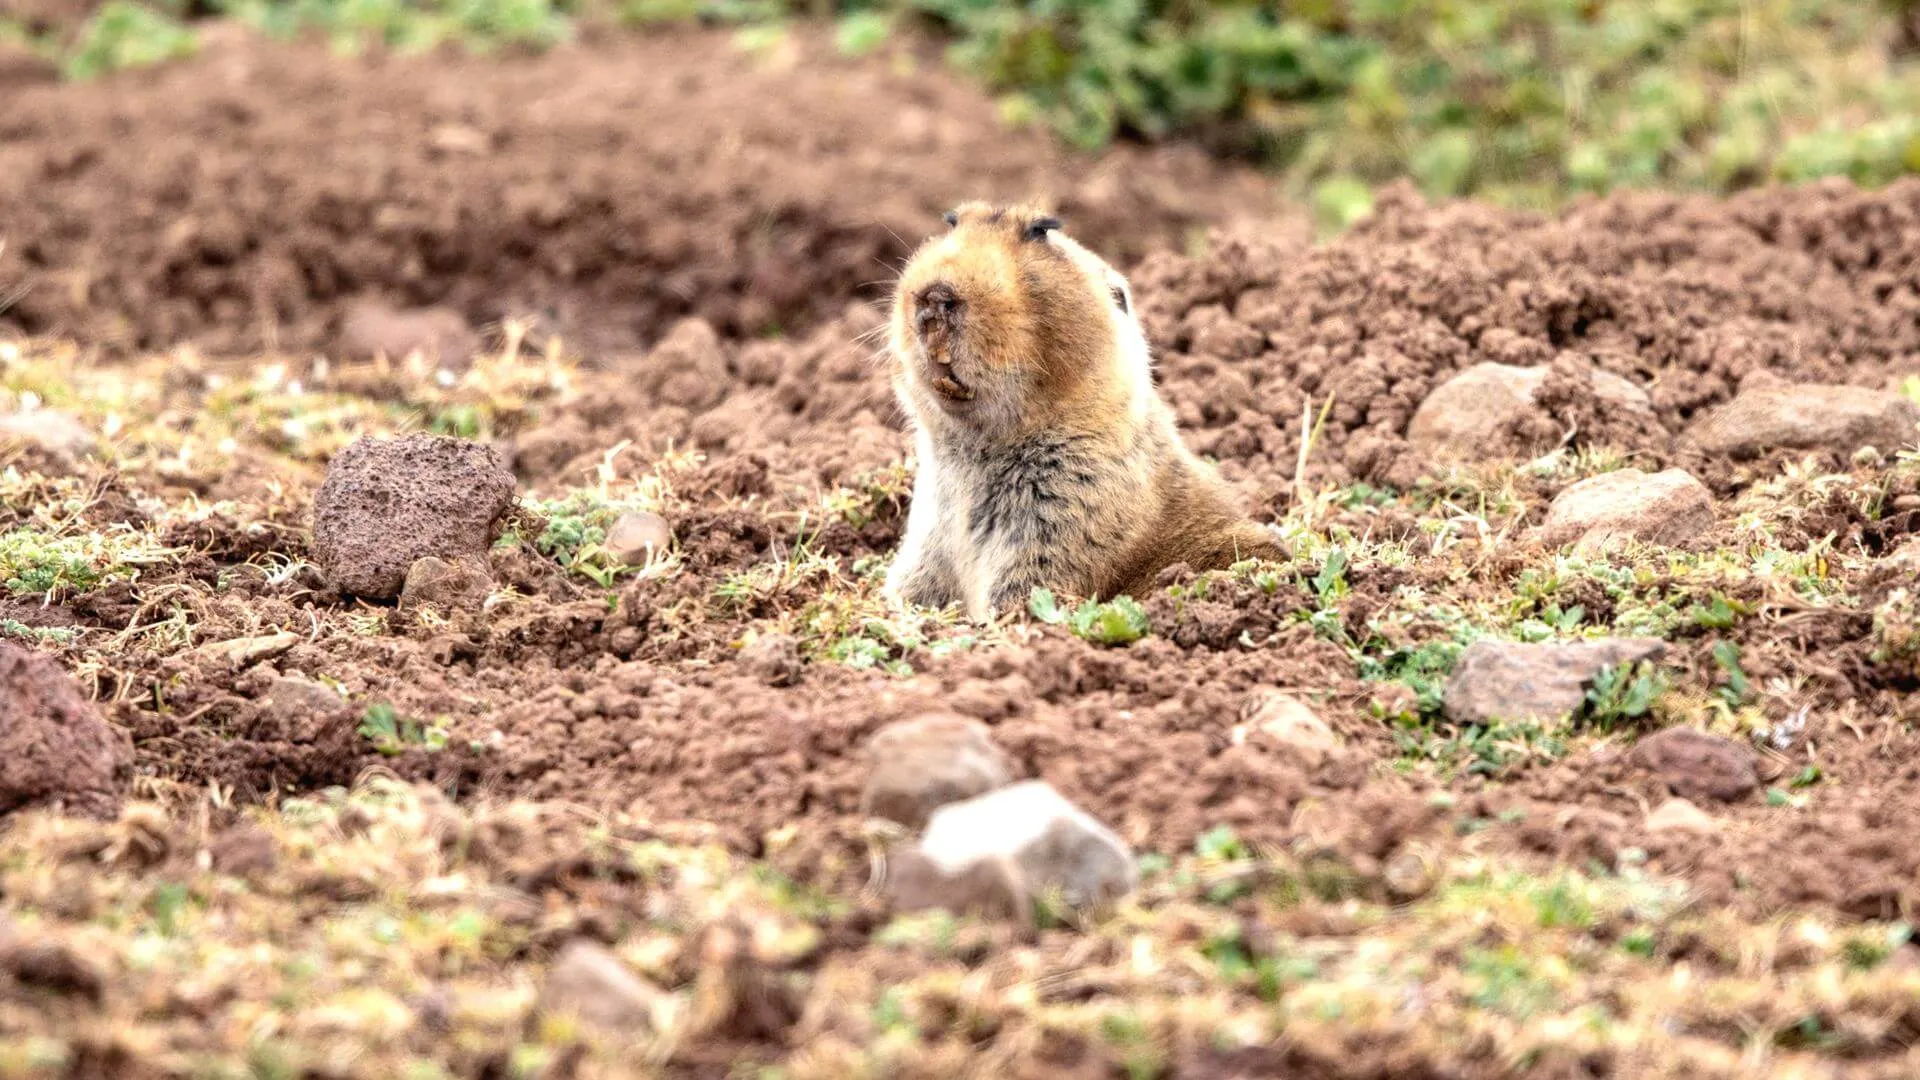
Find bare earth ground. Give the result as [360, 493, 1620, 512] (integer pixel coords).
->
[3, 24, 1920, 1080]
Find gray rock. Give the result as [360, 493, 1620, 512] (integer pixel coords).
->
[262, 675, 346, 717]
[1408, 362, 1649, 460]
[1690, 383, 1920, 459]
[399, 555, 493, 613]
[1534, 468, 1715, 553]
[863, 714, 1013, 831]
[1232, 689, 1338, 770]
[887, 849, 1029, 923]
[605, 511, 673, 566]
[918, 781, 1137, 909]
[1443, 638, 1667, 725]
[1630, 727, 1758, 804]
[1644, 797, 1717, 836]
[189, 631, 302, 667]
[538, 939, 672, 1036]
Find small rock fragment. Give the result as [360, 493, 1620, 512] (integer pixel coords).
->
[1689, 383, 1920, 459]
[399, 555, 493, 612]
[190, 631, 302, 666]
[605, 511, 673, 566]
[1407, 362, 1649, 460]
[1534, 468, 1715, 552]
[1443, 638, 1666, 726]
[1630, 728, 1759, 804]
[863, 714, 1013, 831]
[919, 781, 1137, 909]
[1644, 797, 1717, 836]
[1232, 689, 1338, 770]
[887, 848, 1030, 922]
[262, 675, 346, 717]
[1382, 848, 1438, 901]
[0, 642, 131, 819]
[739, 632, 803, 687]
[0, 409, 94, 467]
[339, 300, 479, 368]
[311, 434, 517, 600]
[539, 939, 672, 1036]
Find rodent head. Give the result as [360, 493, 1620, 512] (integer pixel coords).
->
[890, 202, 1147, 440]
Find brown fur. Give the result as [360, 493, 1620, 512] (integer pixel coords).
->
[883, 202, 1282, 620]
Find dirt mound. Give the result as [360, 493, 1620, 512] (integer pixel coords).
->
[1132, 177, 1920, 496]
[0, 641, 130, 818]
[0, 22, 1286, 356]
[311, 434, 516, 599]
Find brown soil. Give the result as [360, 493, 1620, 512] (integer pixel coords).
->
[0, 22, 1285, 356]
[5, 30, 1920, 1062]
[1134, 178, 1920, 498]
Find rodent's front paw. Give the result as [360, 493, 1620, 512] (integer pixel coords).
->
[885, 563, 960, 612]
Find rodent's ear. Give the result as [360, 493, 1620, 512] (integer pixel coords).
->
[1022, 216, 1062, 242]
[942, 209, 959, 228]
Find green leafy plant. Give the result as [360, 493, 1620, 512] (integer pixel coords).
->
[1029, 588, 1150, 646]
[1580, 661, 1667, 731]
[63, 1, 196, 79]
[357, 703, 449, 756]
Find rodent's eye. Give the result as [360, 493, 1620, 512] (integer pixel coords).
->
[1023, 216, 1062, 242]
[942, 210, 959, 228]
[1110, 284, 1130, 314]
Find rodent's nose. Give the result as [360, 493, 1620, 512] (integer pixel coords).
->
[913, 281, 963, 339]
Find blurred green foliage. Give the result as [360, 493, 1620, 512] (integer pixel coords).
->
[12, 0, 1920, 213]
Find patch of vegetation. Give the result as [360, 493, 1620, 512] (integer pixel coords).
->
[1029, 587, 1150, 646]
[357, 703, 450, 755]
[0, 527, 174, 600]
[1579, 660, 1667, 732]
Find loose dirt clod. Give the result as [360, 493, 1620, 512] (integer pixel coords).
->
[1443, 638, 1667, 725]
[1690, 382, 1920, 459]
[0, 642, 130, 819]
[1630, 727, 1760, 804]
[1406, 361, 1649, 463]
[863, 714, 1014, 831]
[918, 781, 1137, 909]
[739, 632, 803, 687]
[1533, 468, 1715, 552]
[311, 434, 516, 600]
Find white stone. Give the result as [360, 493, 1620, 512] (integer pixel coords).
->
[919, 781, 1137, 909]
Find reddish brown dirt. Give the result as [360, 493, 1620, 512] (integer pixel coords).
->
[1134, 178, 1920, 499]
[7, 40, 1920, 931]
[0, 22, 1284, 356]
